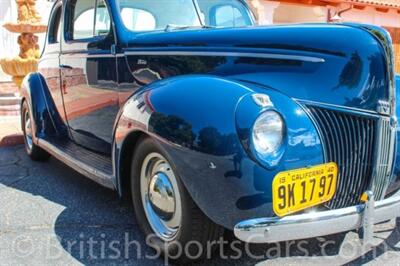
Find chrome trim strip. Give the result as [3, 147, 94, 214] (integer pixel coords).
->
[62, 54, 115, 58]
[351, 24, 396, 116]
[61, 53, 125, 58]
[366, 27, 396, 115]
[87, 54, 114, 58]
[234, 191, 400, 243]
[370, 116, 397, 199]
[38, 139, 115, 190]
[296, 99, 381, 118]
[123, 51, 325, 63]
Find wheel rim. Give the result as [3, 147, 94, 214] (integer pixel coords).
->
[140, 152, 182, 241]
[24, 109, 33, 151]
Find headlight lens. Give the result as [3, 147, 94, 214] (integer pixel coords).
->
[252, 111, 284, 156]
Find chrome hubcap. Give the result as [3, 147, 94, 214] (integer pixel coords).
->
[141, 153, 182, 241]
[148, 172, 176, 220]
[24, 110, 33, 150]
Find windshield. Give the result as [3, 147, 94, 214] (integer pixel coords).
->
[197, 0, 253, 27]
[118, 0, 201, 32]
[118, 0, 253, 32]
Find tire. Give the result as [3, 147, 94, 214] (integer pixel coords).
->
[131, 137, 224, 263]
[21, 101, 50, 161]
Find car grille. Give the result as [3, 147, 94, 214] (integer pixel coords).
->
[306, 105, 394, 209]
[372, 118, 396, 200]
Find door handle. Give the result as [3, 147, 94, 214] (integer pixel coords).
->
[59, 64, 73, 69]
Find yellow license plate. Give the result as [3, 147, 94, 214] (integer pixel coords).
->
[273, 162, 338, 217]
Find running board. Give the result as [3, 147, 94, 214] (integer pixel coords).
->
[38, 138, 115, 190]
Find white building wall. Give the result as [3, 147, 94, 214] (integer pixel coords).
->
[340, 7, 400, 28]
[273, 3, 327, 24]
[251, 1, 400, 28]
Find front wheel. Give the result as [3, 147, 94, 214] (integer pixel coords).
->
[21, 101, 50, 161]
[131, 137, 224, 262]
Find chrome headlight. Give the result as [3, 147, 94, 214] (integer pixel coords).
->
[252, 111, 284, 157]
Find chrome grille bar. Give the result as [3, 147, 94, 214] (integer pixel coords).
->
[307, 106, 376, 209]
[371, 118, 396, 200]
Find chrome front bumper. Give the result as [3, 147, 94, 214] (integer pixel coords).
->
[234, 191, 400, 244]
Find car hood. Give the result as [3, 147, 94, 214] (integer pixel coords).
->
[123, 24, 394, 114]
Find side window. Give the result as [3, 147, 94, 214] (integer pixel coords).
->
[72, 0, 95, 39]
[214, 5, 247, 27]
[67, 0, 111, 40]
[48, 5, 62, 43]
[120, 8, 155, 32]
[94, 0, 111, 36]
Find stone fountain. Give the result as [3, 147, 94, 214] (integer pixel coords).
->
[0, 0, 47, 91]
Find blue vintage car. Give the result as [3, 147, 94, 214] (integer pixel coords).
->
[21, 0, 400, 260]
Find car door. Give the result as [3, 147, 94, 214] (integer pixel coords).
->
[38, 2, 66, 123]
[60, 0, 118, 154]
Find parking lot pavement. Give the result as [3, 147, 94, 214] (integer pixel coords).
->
[1, 145, 400, 265]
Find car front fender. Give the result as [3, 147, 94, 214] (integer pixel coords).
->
[113, 75, 324, 229]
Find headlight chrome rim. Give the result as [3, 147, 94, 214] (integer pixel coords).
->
[251, 110, 286, 168]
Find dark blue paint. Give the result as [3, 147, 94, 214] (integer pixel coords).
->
[114, 75, 323, 228]
[21, 73, 68, 140]
[22, 0, 398, 230]
[121, 24, 389, 113]
[236, 86, 323, 170]
[59, 0, 119, 154]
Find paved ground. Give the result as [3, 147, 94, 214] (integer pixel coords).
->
[1, 145, 400, 265]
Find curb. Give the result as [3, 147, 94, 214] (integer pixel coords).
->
[0, 114, 23, 148]
[0, 133, 24, 147]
